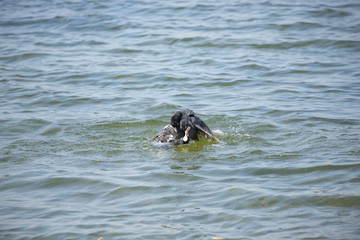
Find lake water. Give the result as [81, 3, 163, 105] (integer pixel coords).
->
[1, 0, 360, 239]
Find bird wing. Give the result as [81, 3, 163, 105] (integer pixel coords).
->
[194, 124, 220, 143]
[153, 125, 177, 141]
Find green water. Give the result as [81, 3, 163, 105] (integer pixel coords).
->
[1, 0, 360, 239]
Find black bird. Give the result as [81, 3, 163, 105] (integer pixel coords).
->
[154, 109, 220, 144]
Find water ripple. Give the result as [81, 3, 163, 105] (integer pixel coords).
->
[1, 0, 360, 239]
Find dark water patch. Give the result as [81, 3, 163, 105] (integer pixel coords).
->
[104, 22, 134, 31]
[268, 88, 300, 95]
[284, 195, 360, 209]
[158, 36, 211, 47]
[294, 61, 348, 69]
[194, 78, 249, 88]
[190, 41, 243, 49]
[236, 63, 271, 71]
[330, 39, 360, 50]
[147, 102, 181, 114]
[249, 163, 360, 176]
[25, 93, 111, 109]
[308, 7, 352, 18]
[282, 113, 359, 126]
[182, 57, 220, 67]
[60, 73, 93, 80]
[0, 52, 50, 63]
[0, 16, 69, 28]
[103, 185, 171, 202]
[35, 39, 106, 48]
[0, 118, 52, 137]
[105, 48, 143, 54]
[39, 176, 117, 191]
[38, 126, 61, 137]
[270, 21, 326, 31]
[1, 0, 360, 239]
[246, 39, 360, 51]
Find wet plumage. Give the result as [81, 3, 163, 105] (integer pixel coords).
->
[154, 109, 219, 144]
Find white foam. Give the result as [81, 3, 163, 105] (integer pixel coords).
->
[213, 129, 225, 136]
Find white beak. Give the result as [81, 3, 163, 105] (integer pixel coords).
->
[183, 127, 191, 142]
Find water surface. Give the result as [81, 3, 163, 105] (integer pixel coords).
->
[1, 0, 360, 239]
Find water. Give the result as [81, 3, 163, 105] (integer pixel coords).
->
[1, 0, 360, 239]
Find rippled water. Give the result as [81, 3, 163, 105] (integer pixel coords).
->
[1, 0, 360, 239]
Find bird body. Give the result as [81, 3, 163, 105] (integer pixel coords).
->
[154, 109, 219, 145]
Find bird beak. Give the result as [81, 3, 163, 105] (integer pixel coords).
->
[183, 127, 191, 142]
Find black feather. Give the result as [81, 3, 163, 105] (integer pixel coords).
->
[155, 109, 219, 144]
